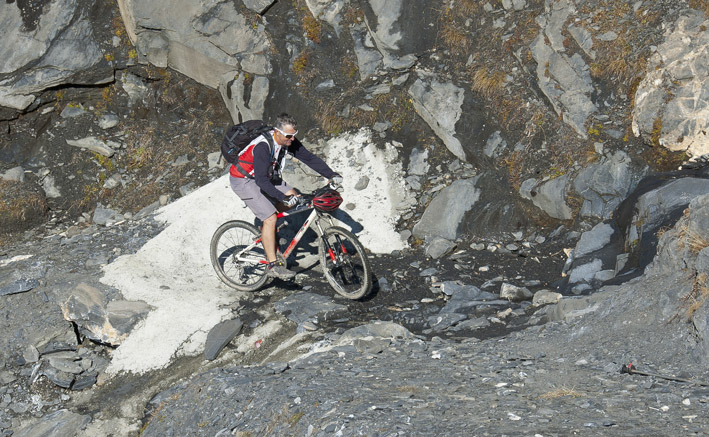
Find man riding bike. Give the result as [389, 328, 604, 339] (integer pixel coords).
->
[229, 113, 342, 279]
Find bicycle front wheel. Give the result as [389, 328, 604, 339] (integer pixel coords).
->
[318, 226, 372, 300]
[210, 220, 268, 291]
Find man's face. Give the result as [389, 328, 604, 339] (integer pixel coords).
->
[274, 125, 297, 146]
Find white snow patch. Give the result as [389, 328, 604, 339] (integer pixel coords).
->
[0, 254, 33, 267]
[100, 129, 408, 374]
[323, 129, 409, 253]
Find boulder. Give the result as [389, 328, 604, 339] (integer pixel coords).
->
[573, 151, 646, 219]
[0, 278, 39, 297]
[574, 222, 615, 259]
[337, 321, 415, 343]
[532, 290, 562, 306]
[407, 148, 430, 176]
[204, 318, 243, 361]
[92, 206, 122, 226]
[413, 178, 480, 241]
[520, 175, 572, 220]
[439, 284, 486, 314]
[500, 283, 533, 302]
[568, 259, 603, 285]
[424, 237, 456, 260]
[408, 73, 466, 161]
[349, 23, 384, 80]
[61, 283, 151, 346]
[483, 131, 507, 158]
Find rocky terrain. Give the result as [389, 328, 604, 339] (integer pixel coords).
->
[2, 0, 709, 435]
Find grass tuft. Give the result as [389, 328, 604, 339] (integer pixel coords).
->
[539, 387, 583, 400]
[471, 67, 506, 97]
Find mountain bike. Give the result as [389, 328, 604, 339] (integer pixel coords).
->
[210, 185, 372, 299]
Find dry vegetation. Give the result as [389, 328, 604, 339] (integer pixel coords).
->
[583, 1, 658, 92]
[0, 180, 48, 234]
[539, 387, 584, 400]
[689, 0, 709, 17]
[667, 217, 709, 322]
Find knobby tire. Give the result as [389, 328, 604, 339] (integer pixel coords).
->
[318, 226, 372, 300]
[210, 220, 268, 291]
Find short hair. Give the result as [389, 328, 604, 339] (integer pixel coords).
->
[275, 113, 297, 130]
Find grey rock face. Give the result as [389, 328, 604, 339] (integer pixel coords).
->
[530, 0, 596, 138]
[413, 178, 480, 241]
[14, 409, 91, 436]
[127, 0, 270, 84]
[574, 222, 615, 259]
[120, 0, 271, 123]
[408, 73, 466, 161]
[626, 178, 709, 249]
[632, 12, 709, 158]
[219, 71, 269, 123]
[0, 1, 105, 111]
[520, 175, 572, 220]
[363, 0, 417, 70]
[350, 23, 384, 80]
[573, 151, 645, 219]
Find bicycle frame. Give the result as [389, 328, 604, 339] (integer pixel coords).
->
[236, 204, 336, 266]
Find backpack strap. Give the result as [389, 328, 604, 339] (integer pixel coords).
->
[235, 129, 276, 179]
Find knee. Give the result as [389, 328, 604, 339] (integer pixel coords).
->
[263, 214, 277, 228]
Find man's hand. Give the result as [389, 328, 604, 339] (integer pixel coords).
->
[282, 195, 298, 208]
[330, 174, 343, 187]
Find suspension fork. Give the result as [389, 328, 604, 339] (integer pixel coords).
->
[314, 213, 347, 263]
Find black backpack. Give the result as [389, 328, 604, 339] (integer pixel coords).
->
[221, 120, 273, 165]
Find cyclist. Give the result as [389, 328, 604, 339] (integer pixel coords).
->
[229, 113, 342, 279]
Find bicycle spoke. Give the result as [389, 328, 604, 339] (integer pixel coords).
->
[319, 227, 372, 299]
[210, 221, 269, 291]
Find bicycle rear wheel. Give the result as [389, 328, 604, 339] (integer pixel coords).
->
[210, 220, 268, 291]
[318, 226, 372, 300]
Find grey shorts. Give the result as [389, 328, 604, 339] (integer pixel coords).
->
[230, 176, 292, 220]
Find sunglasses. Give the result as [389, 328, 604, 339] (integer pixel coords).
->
[275, 127, 297, 139]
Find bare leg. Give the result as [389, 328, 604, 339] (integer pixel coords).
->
[263, 189, 298, 262]
[262, 213, 277, 262]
